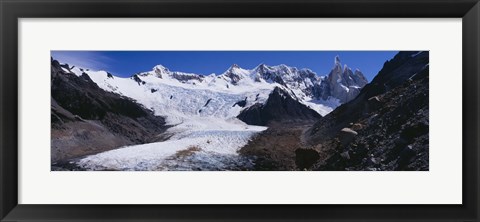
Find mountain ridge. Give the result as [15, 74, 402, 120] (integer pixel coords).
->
[59, 56, 369, 119]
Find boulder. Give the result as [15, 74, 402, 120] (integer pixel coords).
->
[338, 128, 358, 146]
[365, 96, 382, 113]
[340, 151, 350, 160]
[295, 148, 320, 170]
[351, 123, 364, 131]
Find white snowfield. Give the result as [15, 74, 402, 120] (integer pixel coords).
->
[67, 63, 339, 170]
[77, 119, 266, 171]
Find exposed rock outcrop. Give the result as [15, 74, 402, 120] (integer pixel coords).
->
[237, 87, 321, 126]
[338, 128, 358, 146]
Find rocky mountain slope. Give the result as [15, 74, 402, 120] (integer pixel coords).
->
[305, 51, 429, 170]
[239, 122, 312, 170]
[51, 59, 168, 165]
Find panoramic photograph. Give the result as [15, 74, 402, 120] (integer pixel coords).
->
[50, 51, 429, 171]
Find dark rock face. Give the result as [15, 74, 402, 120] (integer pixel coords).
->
[225, 72, 242, 85]
[306, 51, 429, 171]
[171, 72, 204, 82]
[233, 97, 247, 107]
[51, 60, 168, 164]
[237, 87, 321, 126]
[60, 63, 71, 71]
[255, 64, 288, 85]
[131, 74, 146, 85]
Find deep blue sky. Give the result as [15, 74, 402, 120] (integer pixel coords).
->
[51, 51, 399, 81]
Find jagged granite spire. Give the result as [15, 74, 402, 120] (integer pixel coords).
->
[313, 56, 368, 103]
[335, 55, 341, 65]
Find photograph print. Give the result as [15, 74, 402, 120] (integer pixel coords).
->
[51, 51, 429, 171]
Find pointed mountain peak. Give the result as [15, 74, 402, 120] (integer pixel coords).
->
[255, 63, 270, 71]
[224, 64, 247, 75]
[152, 64, 170, 78]
[230, 64, 241, 69]
[335, 55, 341, 65]
[153, 65, 170, 72]
[223, 64, 246, 85]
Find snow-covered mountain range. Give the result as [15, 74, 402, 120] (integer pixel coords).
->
[63, 56, 367, 124]
[55, 56, 368, 170]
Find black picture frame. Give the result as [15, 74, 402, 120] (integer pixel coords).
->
[1, 0, 479, 221]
